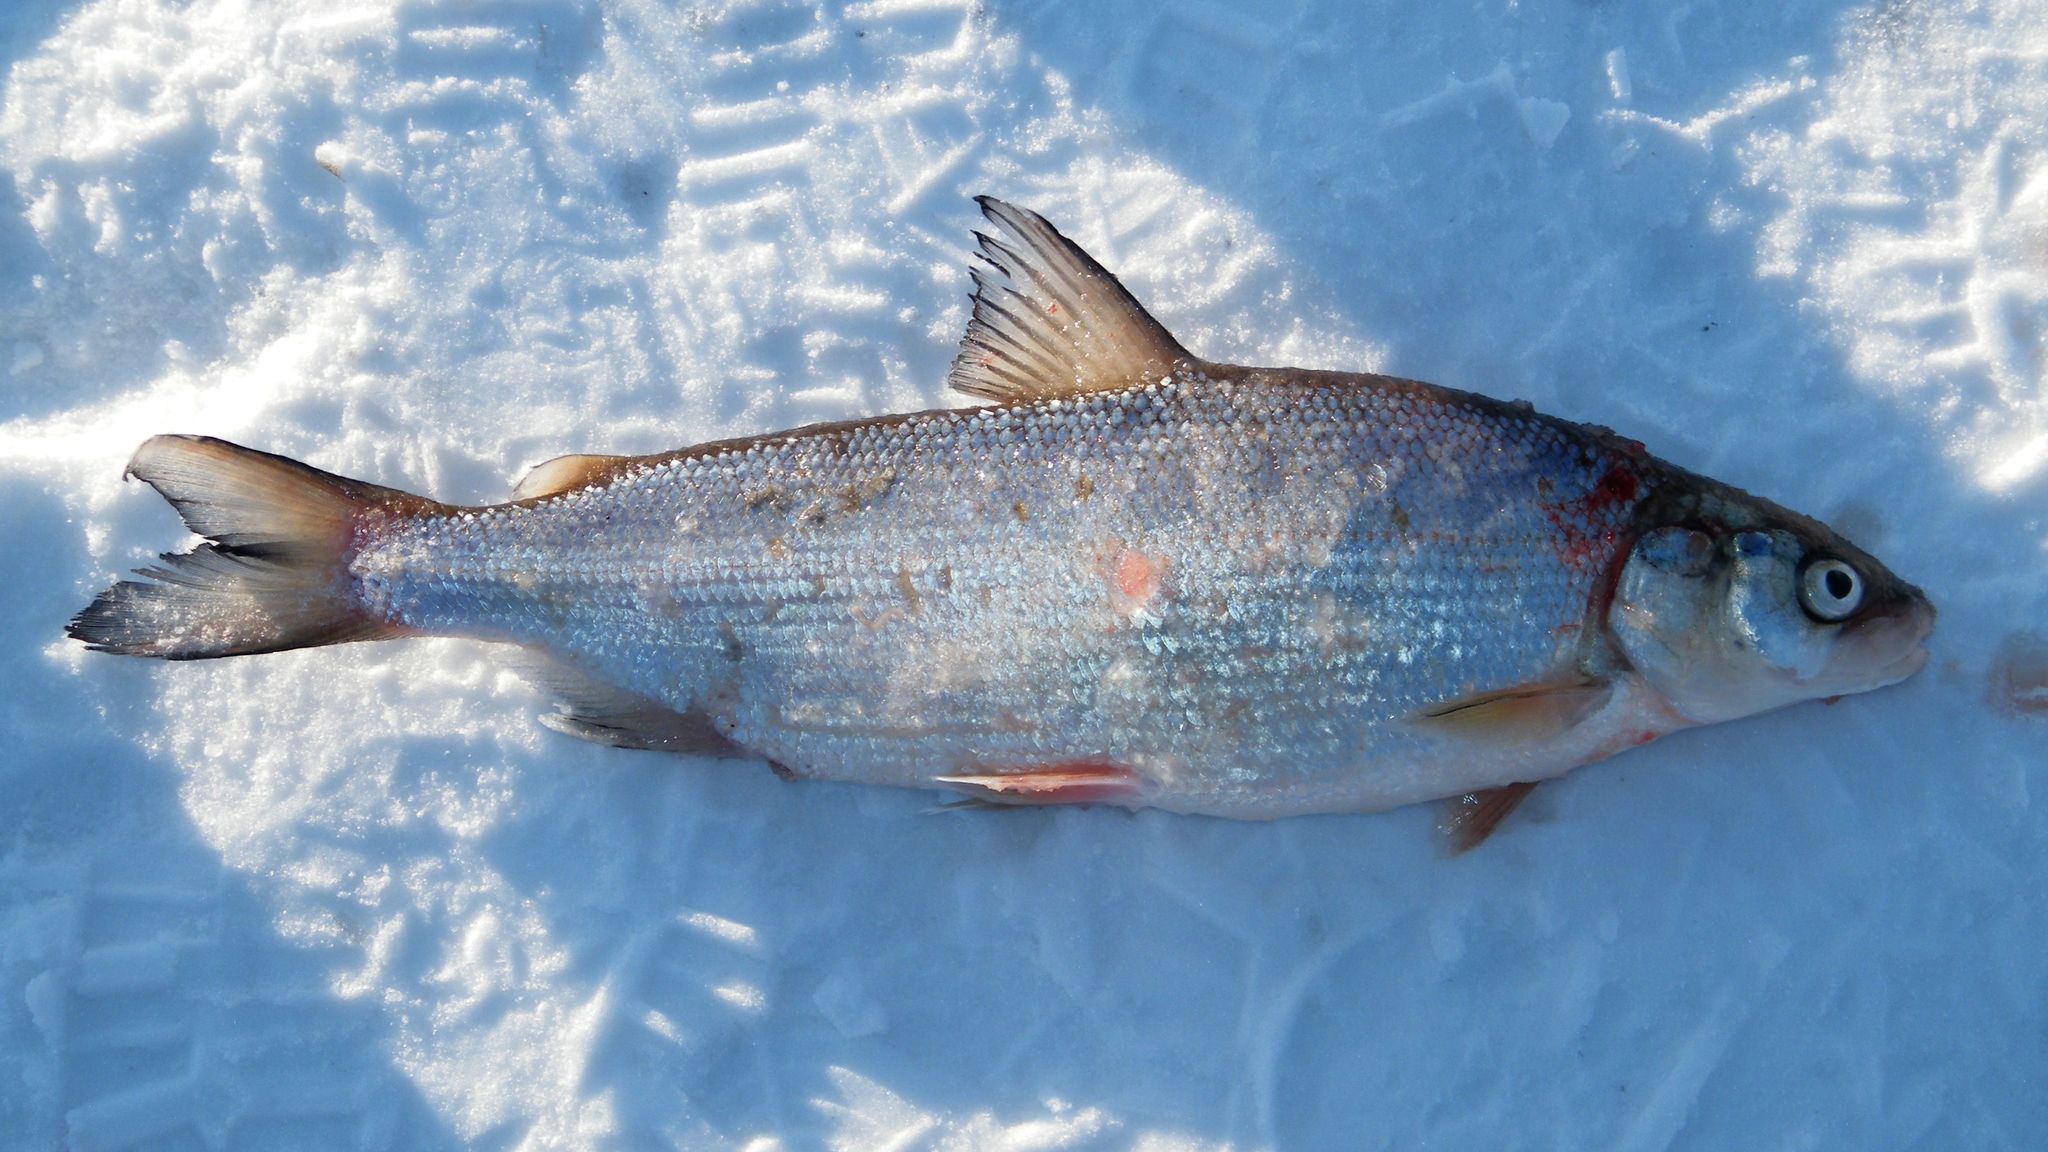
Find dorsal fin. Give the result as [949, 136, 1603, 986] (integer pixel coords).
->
[513, 453, 632, 500]
[947, 196, 1192, 403]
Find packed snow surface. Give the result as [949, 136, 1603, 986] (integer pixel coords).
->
[3, 0, 2045, 1147]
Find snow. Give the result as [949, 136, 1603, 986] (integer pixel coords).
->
[2, 0, 2044, 1147]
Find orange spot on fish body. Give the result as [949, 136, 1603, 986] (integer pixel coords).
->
[1116, 549, 1162, 601]
[1095, 541, 1170, 621]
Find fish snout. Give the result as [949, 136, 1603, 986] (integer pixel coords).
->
[1835, 587, 1936, 689]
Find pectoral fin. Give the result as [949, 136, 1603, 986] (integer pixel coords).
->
[1408, 677, 1614, 744]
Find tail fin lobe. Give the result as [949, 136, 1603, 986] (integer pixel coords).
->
[69, 435, 436, 659]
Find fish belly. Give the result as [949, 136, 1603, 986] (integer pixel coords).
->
[354, 371, 1647, 816]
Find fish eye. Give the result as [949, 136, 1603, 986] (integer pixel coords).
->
[1798, 558, 1864, 622]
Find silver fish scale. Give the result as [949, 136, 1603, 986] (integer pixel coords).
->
[352, 369, 1647, 815]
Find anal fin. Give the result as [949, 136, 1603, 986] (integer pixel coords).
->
[1441, 782, 1538, 854]
[540, 704, 742, 756]
[935, 760, 1143, 806]
[516, 652, 747, 758]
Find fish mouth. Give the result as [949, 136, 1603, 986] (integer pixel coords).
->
[1833, 592, 1936, 690]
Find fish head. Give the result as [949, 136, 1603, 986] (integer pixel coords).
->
[1606, 495, 1934, 725]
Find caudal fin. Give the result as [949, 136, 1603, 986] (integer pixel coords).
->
[69, 435, 439, 660]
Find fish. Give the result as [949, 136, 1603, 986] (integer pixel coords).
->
[70, 196, 1935, 849]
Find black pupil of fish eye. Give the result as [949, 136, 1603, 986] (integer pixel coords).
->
[1824, 567, 1855, 601]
